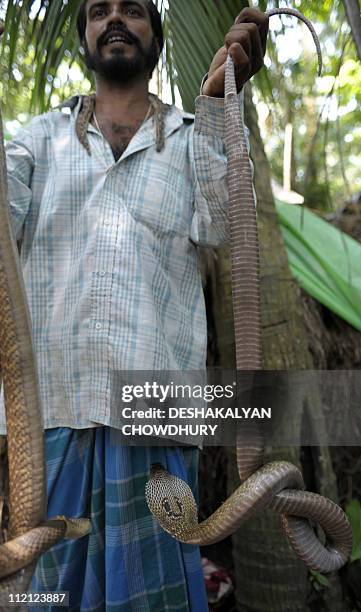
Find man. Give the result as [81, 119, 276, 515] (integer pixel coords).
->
[0, 1, 268, 609]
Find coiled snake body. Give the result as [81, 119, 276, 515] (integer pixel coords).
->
[0, 6, 353, 599]
[146, 9, 353, 574]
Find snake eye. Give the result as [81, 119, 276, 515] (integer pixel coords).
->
[161, 497, 184, 520]
[162, 498, 172, 515]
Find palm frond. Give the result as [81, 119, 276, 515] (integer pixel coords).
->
[164, 0, 248, 112]
[1, 0, 86, 114]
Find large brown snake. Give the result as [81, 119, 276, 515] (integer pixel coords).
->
[146, 9, 353, 574]
[0, 53, 90, 608]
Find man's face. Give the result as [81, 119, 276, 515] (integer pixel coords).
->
[84, 0, 159, 82]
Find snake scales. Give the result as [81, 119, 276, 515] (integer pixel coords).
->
[0, 5, 353, 600]
[0, 53, 90, 604]
[146, 8, 353, 574]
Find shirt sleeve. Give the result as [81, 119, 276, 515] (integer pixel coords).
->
[190, 88, 254, 247]
[5, 125, 35, 242]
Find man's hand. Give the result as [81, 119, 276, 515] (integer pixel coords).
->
[202, 8, 269, 97]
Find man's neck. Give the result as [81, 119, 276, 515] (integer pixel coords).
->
[92, 75, 152, 161]
[94, 76, 150, 125]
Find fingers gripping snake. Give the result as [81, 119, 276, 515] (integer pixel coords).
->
[146, 9, 353, 574]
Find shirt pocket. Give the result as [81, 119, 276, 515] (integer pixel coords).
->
[122, 150, 194, 236]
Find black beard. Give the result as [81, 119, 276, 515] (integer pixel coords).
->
[83, 33, 159, 83]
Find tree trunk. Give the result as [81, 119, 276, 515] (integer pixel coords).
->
[343, 0, 361, 62]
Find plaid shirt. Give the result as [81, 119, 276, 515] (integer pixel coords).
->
[0, 91, 246, 432]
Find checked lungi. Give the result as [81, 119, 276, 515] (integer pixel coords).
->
[31, 428, 208, 611]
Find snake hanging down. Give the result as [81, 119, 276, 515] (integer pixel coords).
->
[0, 71, 91, 602]
[145, 8, 353, 574]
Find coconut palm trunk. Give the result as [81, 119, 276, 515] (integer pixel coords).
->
[343, 0, 361, 62]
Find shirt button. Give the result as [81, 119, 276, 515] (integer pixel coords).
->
[104, 219, 111, 226]
[98, 271, 106, 277]
[95, 323, 102, 330]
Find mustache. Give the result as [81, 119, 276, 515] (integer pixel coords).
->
[97, 26, 142, 51]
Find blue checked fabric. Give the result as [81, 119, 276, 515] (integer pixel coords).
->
[30, 427, 208, 611]
[0, 91, 246, 432]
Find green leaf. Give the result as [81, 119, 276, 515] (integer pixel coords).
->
[346, 499, 361, 562]
[309, 569, 331, 588]
[276, 200, 361, 332]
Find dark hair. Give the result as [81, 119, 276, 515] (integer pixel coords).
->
[76, 1, 164, 54]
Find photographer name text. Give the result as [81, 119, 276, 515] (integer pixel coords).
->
[120, 406, 272, 437]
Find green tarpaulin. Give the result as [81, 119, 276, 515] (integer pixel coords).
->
[275, 200, 361, 333]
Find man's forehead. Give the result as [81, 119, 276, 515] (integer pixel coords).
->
[87, 0, 148, 10]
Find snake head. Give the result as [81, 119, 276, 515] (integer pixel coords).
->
[145, 464, 198, 540]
